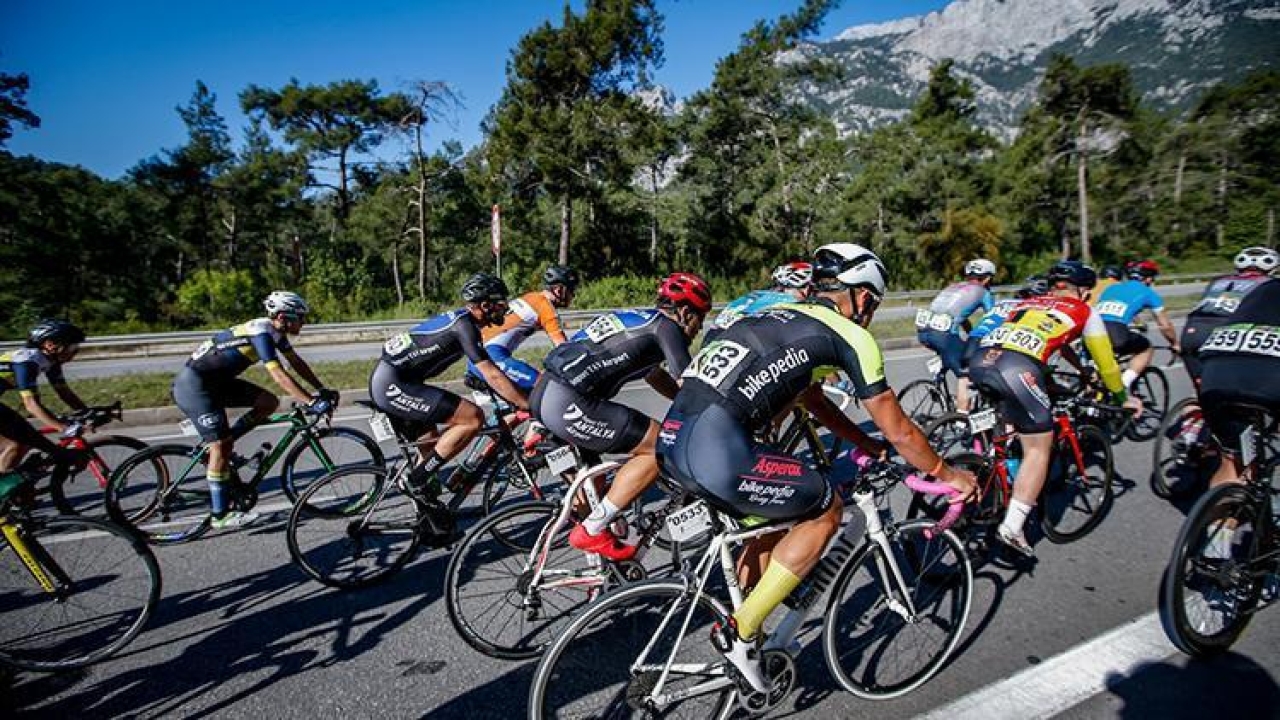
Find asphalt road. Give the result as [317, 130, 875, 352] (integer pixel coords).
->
[6, 341, 1278, 719]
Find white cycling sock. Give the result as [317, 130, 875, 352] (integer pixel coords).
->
[1121, 369, 1137, 389]
[583, 497, 621, 536]
[1001, 498, 1034, 536]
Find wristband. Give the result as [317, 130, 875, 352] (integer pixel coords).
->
[927, 458, 945, 478]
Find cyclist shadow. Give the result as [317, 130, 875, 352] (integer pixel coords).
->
[5, 541, 456, 718]
[1103, 652, 1279, 718]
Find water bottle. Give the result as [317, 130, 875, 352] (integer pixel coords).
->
[459, 436, 493, 474]
[1004, 458, 1021, 483]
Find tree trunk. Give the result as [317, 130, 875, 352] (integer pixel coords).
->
[648, 167, 659, 266]
[1268, 208, 1276, 247]
[1215, 156, 1228, 248]
[1173, 152, 1186, 205]
[223, 209, 238, 268]
[392, 241, 405, 307]
[1076, 120, 1091, 263]
[337, 150, 350, 221]
[769, 121, 794, 240]
[559, 195, 572, 265]
[876, 201, 885, 236]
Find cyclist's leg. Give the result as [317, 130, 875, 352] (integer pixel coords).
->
[0, 403, 49, 472]
[225, 379, 279, 440]
[1107, 320, 1152, 385]
[1201, 354, 1280, 488]
[172, 369, 237, 516]
[370, 365, 469, 488]
[1179, 316, 1216, 394]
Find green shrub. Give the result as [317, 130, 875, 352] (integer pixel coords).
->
[175, 269, 259, 324]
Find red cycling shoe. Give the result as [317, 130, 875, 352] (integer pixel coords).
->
[569, 524, 637, 561]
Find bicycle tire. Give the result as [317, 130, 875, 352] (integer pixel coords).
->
[446, 500, 607, 660]
[280, 426, 384, 505]
[922, 411, 990, 461]
[1040, 425, 1114, 543]
[529, 580, 735, 719]
[1125, 366, 1169, 442]
[823, 520, 973, 699]
[51, 435, 148, 517]
[0, 515, 161, 671]
[897, 378, 950, 426]
[104, 444, 212, 545]
[1159, 483, 1267, 657]
[1150, 397, 1214, 500]
[287, 465, 422, 589]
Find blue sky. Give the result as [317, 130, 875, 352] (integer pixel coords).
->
[3, 0, 949, 179]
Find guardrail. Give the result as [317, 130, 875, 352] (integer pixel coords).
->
[1, 273, 1219, 358]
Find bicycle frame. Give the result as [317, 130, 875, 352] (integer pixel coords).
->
[0, 515, 63, 594]
[522, 456, 624, 596]
[167, 408, 332, 497]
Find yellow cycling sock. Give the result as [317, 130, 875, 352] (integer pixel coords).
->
[732, 562, 801, 640]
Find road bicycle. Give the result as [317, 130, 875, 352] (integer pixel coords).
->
[1160, 402, 1279, 657]
[913, 389, 1117, 545]
[527, 449, 971, 717]
[1150, 396, 1220, 499]
[0, 456, 161, 671]
[104, 402, 381, 544]
[896, 354, 955, 426]
[27, 402, 151, 516]
[286, 380, 558, 589]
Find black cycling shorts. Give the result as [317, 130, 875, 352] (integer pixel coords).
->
[657, 403, 832, 522]
[530, 375, 650, 455]
[918, 329, 968, 377]
[1104, 320, 1151, 357]
[0, 402, 50, 450]
[368, 362, 462, 439]
[172, 367, 269, 442]
[963, 335, 985, 369]
[968, 348, 1055, 434]
[1179, 315, 1223, 384]
[1200, 354, 1280, 455]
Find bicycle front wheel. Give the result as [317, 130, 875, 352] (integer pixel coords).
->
[529, 580, 736, 719]
[287, 465, 421, 589]
[1160, 483, 1267, 657]
[104, 444, 212, 545]
[897, 378, 949, 426]
[1040, 425, 1114, 543]
[1125, 367, 1169, 442]
[823, 520, 973, 699]
[51, 435, 148, 517]
[281, 426, 384, 505]
[0, 515, 161, 671]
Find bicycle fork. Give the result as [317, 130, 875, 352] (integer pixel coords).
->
[2, 520, 70, 596]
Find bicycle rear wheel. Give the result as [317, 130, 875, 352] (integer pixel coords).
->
[823, 520, 973, 699]
[529, 580, 736, 719]
[287, 465, 422, 589]
[1150, 397, 1215, 499]
[1125, 367, 1169, 442]
[51, 435, 148, 517]
[1160, 483, 1268, 657]
[897, 378, 949, 426]
[1040, 425, 1114, 543]
[280, 427, 384, 505]
[0, 515, 161, 671]
[104, 444, 212, 545]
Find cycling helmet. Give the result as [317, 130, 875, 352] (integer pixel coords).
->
[656, 272, 713, 315]
[1128, 259, 1160, 279]
[1017, 275, 1049, 298]
[812, 243, 888, 297]
[1101, 265, 1123, 280]
[542, 264, 580, 290]
[28, 319, 85, 347]
[963, 258, 996, 278]
[1234, 246, 1279, 273]
[1047, 260, 1097, 289]
[263, 291, 310, 318]
[771, 261, 813, 289]
[460, 273, 510, 304]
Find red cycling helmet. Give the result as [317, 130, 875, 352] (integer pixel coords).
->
[1128, 259, 1160, 279]
[657, 272, 713, 315]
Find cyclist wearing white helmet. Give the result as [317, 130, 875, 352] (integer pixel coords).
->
[172, 290, 337, 529]
[658, 243, 977, 691]
[1181, 246, 1280, 385]
[915, 258, 997, 411]
[704, 261, 812, 345]
[0, 320, 90, 472]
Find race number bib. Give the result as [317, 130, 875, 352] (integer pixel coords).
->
[383, 333, 411, 355]
[928, 313, 954, 332]
[368, 411, 397, 444]
[926, 356, 944, 375]
[1199, 296, 1240, 315]
[683, 340, 750, 388]
[914, 309, 932, 330]
[1095, 301, 1128, 319]
[1209, 325, 1280, 357]
[582, 314, 627, 343]
[987, 325, 1047, 357]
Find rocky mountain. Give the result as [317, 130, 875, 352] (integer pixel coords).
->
[788, 0, 1280, 138]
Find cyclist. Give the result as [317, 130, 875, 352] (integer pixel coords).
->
[467, 264, 579, 392]
[370, 273, 529, 499]
[172, 291, 337, 529]
[969, 261, 1137, 556]
[916, 259, 996, 412]
[704, 262, 812, 344]
[1196, 277, 1280, 490]
[1089, 265, 1124, 306]
[0, 320, 90, 471]
[963, 275, 1047, 373]
[533, 272, 711, 561]
[657, 243, 978, 692]
[1181, 247, 1278, 386]
[1093, 259, 1180, 391]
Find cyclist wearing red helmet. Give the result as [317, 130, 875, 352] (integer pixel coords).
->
[533, 272, 712, 560]
[1092, 259, 1179, 392]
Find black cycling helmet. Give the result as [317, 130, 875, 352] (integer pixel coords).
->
[1100, 265, 1123, 280]
[460, 273, 510, 304]
[542, 264, 580, 290]
[1017, 274, 1049, 298]
[28, 319, 86, 347]
[1047, 260, 1097, 289]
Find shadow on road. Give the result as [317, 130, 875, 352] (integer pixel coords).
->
[1105, 651, 1280, 719]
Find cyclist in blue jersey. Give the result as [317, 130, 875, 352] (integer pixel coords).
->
[703, 262, 811, 345]
[1092, 259, 1179, 391]
[0, 320, 90, 472]
[916, 259, 996, 412]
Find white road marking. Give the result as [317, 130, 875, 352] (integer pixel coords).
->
[919, 612, 1175, 720]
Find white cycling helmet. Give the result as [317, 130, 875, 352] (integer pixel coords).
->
[813, 243, 888, 297]
[964, 258, 996, 278]
[263, 290, 311, 318]
[771, 261, 813, 289]
[1234, 246, 1279, 273]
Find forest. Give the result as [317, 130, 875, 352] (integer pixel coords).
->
[1, 0, 1276, 336]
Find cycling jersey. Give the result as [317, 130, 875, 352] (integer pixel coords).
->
[914, 281, 993, 336]
[378, 309, 491, 385]
[979, 295, 1123, 394]
[186, 318, 294, 380]
[0, 347, 66, 398]
[543, 309, 692, 398]
[1198, 279, 1280, 453]
[1088, 277, 1120, 306]
[707, 290, 793, 337]
[1094, 280, 1163, 325]
[969, 299, 1020, 341]
[481, 291, 565, 352]
[1188, 272, 1270, 319]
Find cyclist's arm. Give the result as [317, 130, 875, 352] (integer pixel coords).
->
[1081, 310, 1125, 399]
[51, 382, 88, 413]
[266, 364, 314, 405]
[20, 391, 65, 433]
[644, 366, 680, 400]
[1152, 309, 1179, 351]
[863, 390, 976, 500]
[474, 359, 529, 410]
[539, 298, 569, 346]
[282, 350, 326, 393]
[800, 384, 884, 457]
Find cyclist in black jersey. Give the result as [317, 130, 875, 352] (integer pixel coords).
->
[533, 272, 711, 561]
[369, 273, 529, 496]
[172, 291, 336, 529]
[0, 320, 90, 471]
[657, 243, 979, 692]
[1181, 246, 1278, 386]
